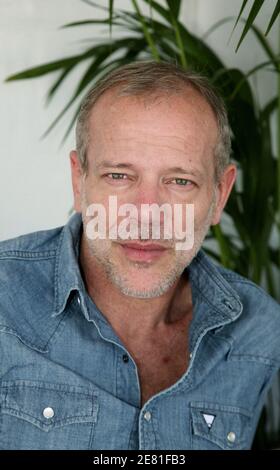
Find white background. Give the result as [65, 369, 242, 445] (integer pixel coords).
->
[0, 0, 278, 240]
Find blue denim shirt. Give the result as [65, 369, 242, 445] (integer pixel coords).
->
[0, 212, 280, 450]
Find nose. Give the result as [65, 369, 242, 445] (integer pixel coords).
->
[131, 178, 169, 229]
[133, 177, 162, 207]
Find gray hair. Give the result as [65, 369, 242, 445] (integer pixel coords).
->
[75, 60, 231, 181]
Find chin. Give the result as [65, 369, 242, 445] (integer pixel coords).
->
[114, 270, 177, 298]
[118, 285, 167, 299]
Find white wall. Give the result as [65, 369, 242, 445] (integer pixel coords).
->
[0, 0, 278, 240]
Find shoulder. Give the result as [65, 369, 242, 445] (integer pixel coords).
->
[216, 262, 280, 364]
[0, 224, 63, 256]
[0, 225, 63, 284]
[217, 263, 280, 317]
[0, 225, 64, 350]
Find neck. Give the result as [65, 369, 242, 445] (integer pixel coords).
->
[79, 234, 193, 338]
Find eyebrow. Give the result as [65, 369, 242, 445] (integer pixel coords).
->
[166, 166, 203, 178]
[96, 161, 135, 170]
[96, 161, 203, 178]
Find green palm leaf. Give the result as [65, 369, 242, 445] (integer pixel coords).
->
[233, 0, 280, 51]
[265, 0, 280, 35]
[234, 0, 266, 51]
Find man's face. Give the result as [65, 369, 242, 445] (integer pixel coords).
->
[71, 88, 236, 298]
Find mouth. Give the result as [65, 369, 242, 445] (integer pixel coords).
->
[118, 242, 168, 262]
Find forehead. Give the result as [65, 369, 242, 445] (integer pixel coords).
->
[90, 86, 217, 127]
[86, 88, 218, 172]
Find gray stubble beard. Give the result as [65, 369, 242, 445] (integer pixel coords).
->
[81, 190, 216, 299]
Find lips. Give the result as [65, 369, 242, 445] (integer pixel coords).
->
[120, 242, 167, 250]
[118, 242, 168, 262]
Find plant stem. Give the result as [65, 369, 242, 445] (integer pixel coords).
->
[266, 260, 276, 299]
[131, 0, 160, 61]
[170, 16, 187, 68]
[278, 21, 280, 301]
[212, 224, 231, 269]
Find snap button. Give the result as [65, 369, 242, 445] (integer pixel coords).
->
[227, 431, 236, 443]
[77, 296, 81, 305]
[144, 411, 152, 422]
[122, 354, 129, 363]
[189, 352, 193, 359]
[43, 407, 54, 419]
[223, 299, 234, 310]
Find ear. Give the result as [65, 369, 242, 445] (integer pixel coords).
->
[70, 150, 83, 213]
[211, 164, 237, 226]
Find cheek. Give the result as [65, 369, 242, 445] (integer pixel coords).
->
[86, 236, 113, 260]
[81, 183, 110, 217]
[84, 183, 107, 205]
[193, 198, 215, 230]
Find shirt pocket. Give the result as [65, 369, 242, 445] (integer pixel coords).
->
[0, 380, 99, 450]
[190, 402, 252, 450]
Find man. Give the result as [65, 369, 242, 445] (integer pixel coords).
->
[0, 61, 280, 450]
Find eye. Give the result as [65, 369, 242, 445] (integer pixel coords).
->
[175, 178, 190, 186]
[170, 178, 196, 187]
[105, 173, 128, 180]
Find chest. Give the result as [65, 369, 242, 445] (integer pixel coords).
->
[140, 353, 189, 406]
[128, 332, 190, 406]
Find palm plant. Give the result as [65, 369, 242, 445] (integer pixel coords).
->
[233, 0, 280, 51]
[5, 0, 280, 447]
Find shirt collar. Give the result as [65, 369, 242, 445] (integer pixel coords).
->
[53, 212, 85, 317]
[53, 212, 243, 325]
[189, 250, 243, 321]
